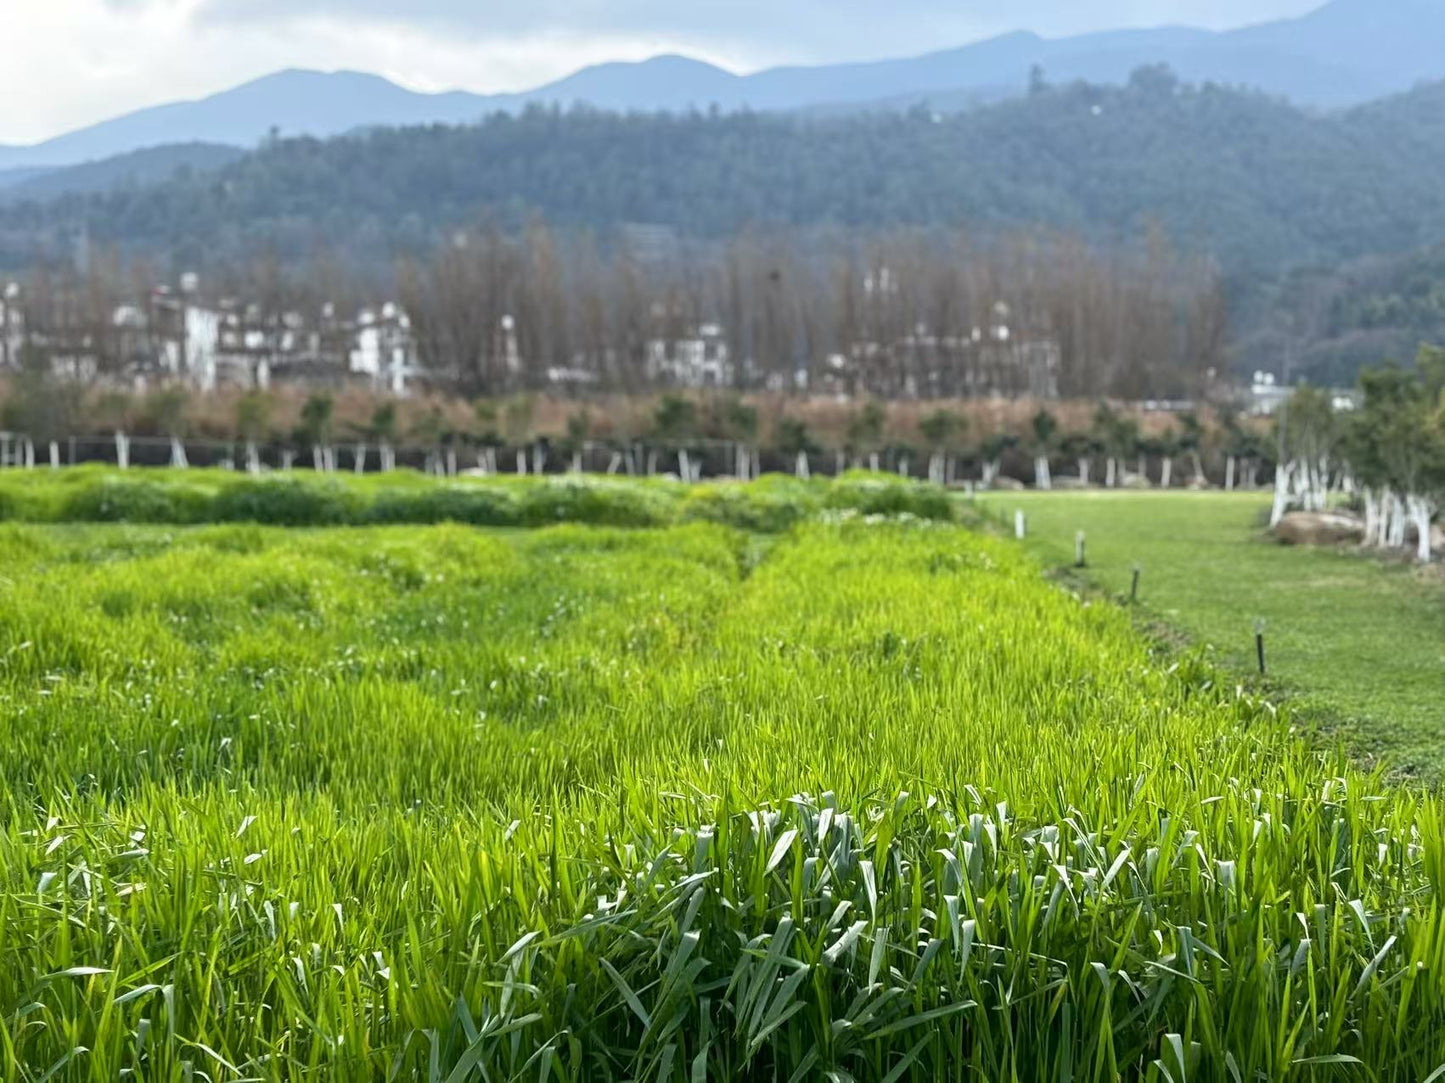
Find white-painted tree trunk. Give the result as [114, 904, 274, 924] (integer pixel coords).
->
[1105, 458, 1117, 489]
[1408, 495, 1436, 563]
[312, 445, 324, 472]
[381, 442, 397, 472]
[1078, 458, 1091, 487]
[1034, 455, 1052, 491]
[281, 450, 296, 471]
[447, 448, 458, 477]
[354, 443, 367, 474]
[246, 440, 261, 476]
[1362, 489, 1381, 546]
[571, 451, 583, 474]
[516, 450, 527, 476]
[1269, 461, 1294, 528]
[897, 457, 909, 478]
[982, 460, 1000, 489]
[170, 436, 188, 469]
[868, 452, 880, 472]
[606, 451, 622, 475]
[678, 449, 691, 481]
[115, 431, 130, 470]
[48, 441, 60, 469]
[929, 452, 946, 484]
[22, 437, 34, 469]
[795, 451, 810, 480]
[645, 450, 658, 476]
[1225, 456, 1236, 492]
[1160, 457, 1173, 490]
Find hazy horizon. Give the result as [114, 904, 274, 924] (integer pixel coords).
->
[5, 0, 1323, 145]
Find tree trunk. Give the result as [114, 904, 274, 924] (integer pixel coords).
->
[170, 436, 188, 469]
[1160, 457, 1173, 490]
[115, 431, 131, 470]
[607, 451, 622, 475]
[312, 445, 324, 473]
[1269, 461, 1294, 528]
[1105, 458, 1117, 489]
[868, 452, 880, 472]
[48, 441, 60, 469]
[1034, 455, 1052, 491]
[795, 451, 810, 480]
[354, 443, 367, 475]
[1225, 457, 1236, 492]
[571, 451, 583, 474]
[516, 450, 527, 475]
[1408, 495, 1436, 563]
[246, 440, 261, 476]
[1078, 458, 1090, 487]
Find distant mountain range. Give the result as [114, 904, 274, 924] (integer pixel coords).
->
[1, 0, 1443, 175]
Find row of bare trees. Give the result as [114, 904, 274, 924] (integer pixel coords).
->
[398, 224, 1226, 399]
[4, 222, 1227, 401]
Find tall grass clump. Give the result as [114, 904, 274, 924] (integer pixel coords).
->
[825, 470, 954, 520]
[0, 516, 1441, 1079]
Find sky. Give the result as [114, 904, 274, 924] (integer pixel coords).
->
[3, 0, 1325, 145]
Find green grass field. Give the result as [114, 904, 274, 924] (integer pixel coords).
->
[2, 478, 1445, 1079]
[978, 491, 1445, 778]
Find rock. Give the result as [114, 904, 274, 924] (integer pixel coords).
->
[989, 476, 1027, 491]
[1052, 476, 1090, 490]
[1120, 473, 1152, 490]
[1274, 511, 1365, 547]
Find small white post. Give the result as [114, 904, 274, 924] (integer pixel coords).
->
[1015, 510, 1026, 540]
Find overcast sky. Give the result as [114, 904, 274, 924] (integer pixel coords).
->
[4, 0, 1324, 145]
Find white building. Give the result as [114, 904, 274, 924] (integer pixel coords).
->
[349, 304, 423, 395]
[646, 323, 733, 388]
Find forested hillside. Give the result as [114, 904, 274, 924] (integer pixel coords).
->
[6, 72, 1445, 273]
[4, 70, 1445, 383]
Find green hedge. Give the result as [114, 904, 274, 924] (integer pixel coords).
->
[0, 469, 954, 532]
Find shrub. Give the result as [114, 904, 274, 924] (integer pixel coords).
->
[517, 478, 679, 528]
[681, 479, 819, 533]
[824, 473, 954, 521]
[211, 478, 361, 526]
[58, 477, 210, 523]
[366, 485, 525, 527]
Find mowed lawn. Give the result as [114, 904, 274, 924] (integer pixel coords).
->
[979, 491, 1445, 777]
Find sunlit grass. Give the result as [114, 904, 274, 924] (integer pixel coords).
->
[0, 506, 1442, 1078]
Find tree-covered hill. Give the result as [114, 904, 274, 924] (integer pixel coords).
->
[5, 72, 1445, 278]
